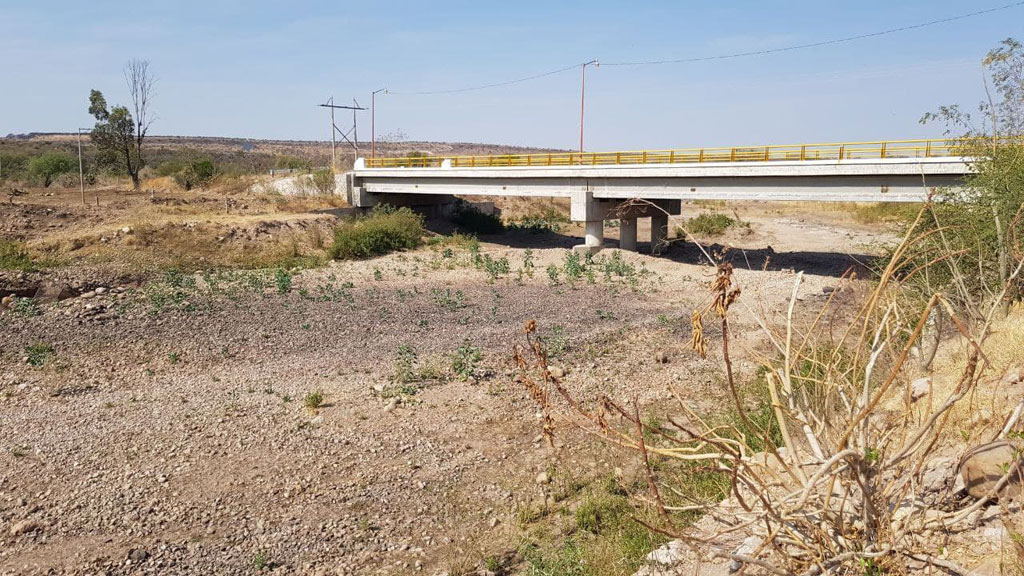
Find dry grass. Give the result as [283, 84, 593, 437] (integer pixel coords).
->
[514, 201, 1024, 574]
[16, 184, 345, 272]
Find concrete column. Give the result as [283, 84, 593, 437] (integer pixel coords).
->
[574, 220, 605, 253]
[650, 214, 669, 255]
[571, 190, 610, 253]
[619, 218, 638, 251]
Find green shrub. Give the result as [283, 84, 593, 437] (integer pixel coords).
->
[28, 153, 76, 187]
[508, 209, 568, 234]
[683, 212, 736, 236]
[273, 268, 293, 294]
[304, 390, 324, 410]
[452, 204, 504, 234]
[311, 168, 336, 195]
[25, 342, 54, 366]
[329, 206, 424, 260]
[450, 340, 482, 381]
[274, 155, 311, 171]
[10, 297, 40, 317]
[393, 344, 418, 384]
[156, 158, 187, 177]
[0, 153, 29, 181]
[0, 240, 33, 270]
[172, 158, 217, 190]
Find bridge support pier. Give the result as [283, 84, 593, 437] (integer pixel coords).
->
[570, 191, 610, 253]
[575, 221, 605, 254]
[619, 218, 638, 251]
[651, 214, 669, 255]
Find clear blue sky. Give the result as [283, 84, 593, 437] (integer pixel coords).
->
[2, 1, 1022, 150]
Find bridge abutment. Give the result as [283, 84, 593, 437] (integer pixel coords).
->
[349, 185, 457, 218]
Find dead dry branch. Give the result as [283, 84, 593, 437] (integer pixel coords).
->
[513, 201, 1024, 574]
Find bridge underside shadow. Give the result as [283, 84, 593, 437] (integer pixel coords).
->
[424, 217, 876, 279]
[661, 241, 875, 278]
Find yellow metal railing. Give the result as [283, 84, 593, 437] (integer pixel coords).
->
[363, 138, 982, 169]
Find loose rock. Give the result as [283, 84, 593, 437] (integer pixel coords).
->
[959, 440, 1024, 500]
[910, 377, 931, 401]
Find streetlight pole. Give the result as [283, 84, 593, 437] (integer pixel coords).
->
[372, 88, 387, 159]
[579, 60, 598, 154]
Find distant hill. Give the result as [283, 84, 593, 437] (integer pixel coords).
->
[1, 132, 565, 169]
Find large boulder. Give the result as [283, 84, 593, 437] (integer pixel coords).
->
[958, 440, 1024, 500]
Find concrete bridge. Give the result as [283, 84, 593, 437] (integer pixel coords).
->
[344, 139, 972, 252]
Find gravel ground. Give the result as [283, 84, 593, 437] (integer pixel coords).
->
[1, 199, 881, 575]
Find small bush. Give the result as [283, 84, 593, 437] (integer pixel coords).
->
[508, 211, 567, 234]
[25, 342, 53, 366]
[274, 268, 293, 294]
[0, 240, 33, 271]
[304, 390, 324, 410]
[329, 206, 424, 260]
[393, 344, 418, 384]
[451, 340, 482, 381]
[684, 212, 735, 236]
[452, 204, 504, 234]
[0, 153, 29, 181]
[274, 155, 311, 171]
[172, 158, 217, 190]
[538, 325, 569, 358]
[431, 288, 466, 311]
[311, 168, 335, 195]
[10, 297, 40, 317]
[28, 153, 76, 188]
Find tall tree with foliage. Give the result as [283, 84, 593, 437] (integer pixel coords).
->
[916, 38, 1024, 321]
[88, 59, 155, 191]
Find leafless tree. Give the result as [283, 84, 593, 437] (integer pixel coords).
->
[124, 59, 155, 191]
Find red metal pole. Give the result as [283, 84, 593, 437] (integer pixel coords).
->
[371, 88, 387, 160]
[579, 61, 597, 154]
[580, 63, 586, 154]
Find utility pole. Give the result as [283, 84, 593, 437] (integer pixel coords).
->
[579, 60, 598, 154]
[371, 88, 387, 159]
[319, 98, 366, 169]
[327, 96, 337, 170]
[77, 128, 88, 206]
[352, 98, 360, 151]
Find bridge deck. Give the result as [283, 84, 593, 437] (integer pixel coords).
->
[361, 138, 968, 169]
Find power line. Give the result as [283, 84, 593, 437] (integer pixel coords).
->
[388, 62, 587, 96]
[604, 2, 1024, 66]
[386, 2, 1023, 95]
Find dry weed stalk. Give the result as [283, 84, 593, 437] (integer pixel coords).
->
[513, 202, 1024, 575]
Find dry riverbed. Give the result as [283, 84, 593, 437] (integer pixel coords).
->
[0, 189, 890, 575]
